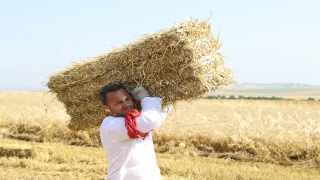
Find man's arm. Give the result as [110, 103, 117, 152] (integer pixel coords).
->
[131, 86, 171, 133]
[135, 97, 166, 133]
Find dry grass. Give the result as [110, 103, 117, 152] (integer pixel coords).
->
[154, 99, 320, 167]
[0, 139, 106, 180]
[0, 92, 99, 146]
[0, 139, 319, 180]
[0, 92, 320, 179]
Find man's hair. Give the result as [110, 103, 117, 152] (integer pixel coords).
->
[98, 83, 128, 105]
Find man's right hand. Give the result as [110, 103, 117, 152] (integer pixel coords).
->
[131, 86, 150, 102]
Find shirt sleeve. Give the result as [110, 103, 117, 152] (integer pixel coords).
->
[136, 97, 171, 133]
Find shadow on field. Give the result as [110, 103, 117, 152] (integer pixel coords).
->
[0, 147, 33, 159]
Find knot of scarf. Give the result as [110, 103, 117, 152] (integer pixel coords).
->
[125, 109, 149, 139]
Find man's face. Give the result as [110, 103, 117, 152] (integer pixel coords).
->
[104, 89, 134, 117]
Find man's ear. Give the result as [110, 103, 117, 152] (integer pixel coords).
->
[102, 105, 111, 113]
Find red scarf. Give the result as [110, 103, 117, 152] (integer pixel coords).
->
[125, 109, 149, 139]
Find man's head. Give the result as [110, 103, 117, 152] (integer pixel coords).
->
[98, 83, 134, 117]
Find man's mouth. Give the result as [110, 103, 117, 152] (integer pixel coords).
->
[123, 108, 131, 112]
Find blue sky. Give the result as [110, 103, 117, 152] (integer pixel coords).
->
[1, 0, 319, 91]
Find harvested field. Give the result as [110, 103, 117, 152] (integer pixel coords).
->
[0, 92, 320, 179]
[155, 99, 320, 166]
[0, 139, 319, 180]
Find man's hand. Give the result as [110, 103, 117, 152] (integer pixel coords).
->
[131, 86, 150, 102]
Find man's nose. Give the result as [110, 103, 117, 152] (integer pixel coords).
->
[122, 97, 130, 107]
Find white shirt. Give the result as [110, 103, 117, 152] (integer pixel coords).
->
[100, 97, 170, 180]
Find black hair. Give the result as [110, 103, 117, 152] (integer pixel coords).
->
[98, 83, 128, 105]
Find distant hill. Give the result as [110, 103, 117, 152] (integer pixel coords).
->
[217, 82, 320, 100]
[233, 82, 315, 87]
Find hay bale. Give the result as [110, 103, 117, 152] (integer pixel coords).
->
[47, 18, 234, 131]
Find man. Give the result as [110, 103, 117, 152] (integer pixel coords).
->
[98, 83, 171, 180]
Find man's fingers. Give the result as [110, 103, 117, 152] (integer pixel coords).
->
[131, 86, 150, 101]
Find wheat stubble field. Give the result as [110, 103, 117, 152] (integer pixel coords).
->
[0, 92, 320, 180]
